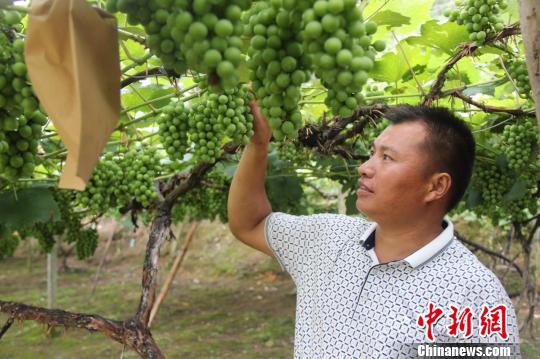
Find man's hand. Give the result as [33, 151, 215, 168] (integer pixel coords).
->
[227, 99, 274, 257]
[249, 100, 272, 146]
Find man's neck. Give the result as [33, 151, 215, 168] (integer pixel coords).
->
[373, 218, 444, 264]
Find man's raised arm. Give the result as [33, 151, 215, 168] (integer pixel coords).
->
[227, 100, 274, 257]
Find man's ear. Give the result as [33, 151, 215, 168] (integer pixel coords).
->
[425, 172, 452, 204]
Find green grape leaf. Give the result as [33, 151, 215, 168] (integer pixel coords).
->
[372, 52, 405, 83]
[266, 156, 305, 214]
[503, 179, 528, 202]
[365, 0, 436, 41]
[122, 27, 147, 38]
[372, 42, 427, 83]
[495, 154, 508, 170]
[215, 162, 238, 179]
[370, 10, 411, 30]
[0, 186, 60, 229]
[465, 187, 482, 208]
[405, 20, 469, 55]
[121, 84, 175, 113]
[125, 38, 147, 55]
[402, 64, 427, 82]
[462, 81, 502, 96]
[266, 175, 304, 214]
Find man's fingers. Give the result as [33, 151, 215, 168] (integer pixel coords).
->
[248, 100, 272, 144]
[249, 100, 264, 122]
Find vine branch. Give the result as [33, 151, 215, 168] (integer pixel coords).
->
[121, 67, 182, 88]
[423, 22, 521, 105]
[447, 90, 533, 116]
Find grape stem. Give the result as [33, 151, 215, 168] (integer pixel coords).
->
[120, 53, 154, 75]
[120, 86, 202, 115]
[118, 27, 145, 45]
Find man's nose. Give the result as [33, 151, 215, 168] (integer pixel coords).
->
[358, 158, 374, 178]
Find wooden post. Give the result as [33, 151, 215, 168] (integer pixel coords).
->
[26, 237, 33, 273]
[47, 236, 58, 309]
[519, 0, 540, 126]
[337, 185, 347, 215]
[148, 222, 199, 328]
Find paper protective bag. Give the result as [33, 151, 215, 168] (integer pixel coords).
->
[25, 0, 120, 190]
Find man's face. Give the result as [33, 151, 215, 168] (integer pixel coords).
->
[356, 121, 434, 221]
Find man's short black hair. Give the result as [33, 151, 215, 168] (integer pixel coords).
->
[384, 104, 476, 213]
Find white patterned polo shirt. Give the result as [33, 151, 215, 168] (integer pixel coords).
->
[263, 212, 521, 358]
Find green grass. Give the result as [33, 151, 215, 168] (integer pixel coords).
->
[0, 230, 295, 358]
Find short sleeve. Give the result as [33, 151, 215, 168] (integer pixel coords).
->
[263, 212, 370, 286]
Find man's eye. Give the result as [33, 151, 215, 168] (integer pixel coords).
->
[383, 154, 392, 160]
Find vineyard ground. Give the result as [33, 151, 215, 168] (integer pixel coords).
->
[0, 219, 538, 358]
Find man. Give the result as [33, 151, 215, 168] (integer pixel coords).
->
[227, 102, 521, 358]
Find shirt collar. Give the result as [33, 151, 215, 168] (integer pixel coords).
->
[358, 218, 455, 268]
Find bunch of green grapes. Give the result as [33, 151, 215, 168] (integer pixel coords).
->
[51, 189, 86, 245]
[117, 147, 162, 207]
[31, 220, 65, 253]
[471, 161, 511, 224]
[75, 228, 99, 260]
[0, 225, 20, 259]
[205, 84, 254, 144]
[106, 0, 252, 89]
[188, 85, 254, 163]
[471, 158, 538, 224]
[187, 101, 224, 163]
[158, 101, 190, 161]
[171, 171, 230, 223]
[277, 141, 310, 164]
[22, 189, 70, 253]
[496, 118, 538, 171]
[243, 1, 311, 140]
[445, 0, 507, 42]
[301, 0, 385, 117]
[0, 111, 46, 180]
[506, 60, 531, 99]
[75, 153, 123, 213]
[0, 12, 46, 180]
[25, 188, 100, 257]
